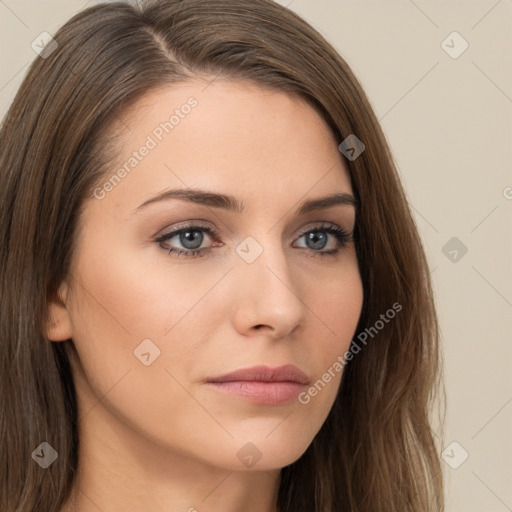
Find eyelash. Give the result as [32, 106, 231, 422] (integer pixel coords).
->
[156, 222, 353, 260]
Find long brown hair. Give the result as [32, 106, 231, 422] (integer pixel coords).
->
[0, 1, 445, 510]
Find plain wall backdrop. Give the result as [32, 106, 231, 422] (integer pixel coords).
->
[1, 0, 511, 510]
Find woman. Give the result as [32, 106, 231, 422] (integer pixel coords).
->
[0, 0, 445, 510]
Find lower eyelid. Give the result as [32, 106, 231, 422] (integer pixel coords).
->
[159, 230, 348, 258]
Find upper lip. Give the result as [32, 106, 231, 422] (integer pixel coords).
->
[206, 364, 309, 385]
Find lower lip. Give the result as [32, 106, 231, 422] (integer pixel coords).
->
[206, 381, 307, 405]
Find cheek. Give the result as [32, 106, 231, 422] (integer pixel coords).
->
[65, 248, 226, 457]
[69, 236, 225, 342]
[65, 239, 235, 421]
[297, 262, 363, 405]
[309, 258, 364, 354]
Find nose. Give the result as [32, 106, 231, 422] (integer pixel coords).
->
[230, 236, 307, 340]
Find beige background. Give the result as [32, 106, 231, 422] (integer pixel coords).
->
[1, 0, 511, 510]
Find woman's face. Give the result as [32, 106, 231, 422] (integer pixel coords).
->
[48, 79, 363, 471]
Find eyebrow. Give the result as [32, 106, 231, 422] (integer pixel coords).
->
[133, 188, 358, 215]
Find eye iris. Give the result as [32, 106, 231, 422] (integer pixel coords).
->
[306, 231, 327, 250]
[180, 230, 203, 250]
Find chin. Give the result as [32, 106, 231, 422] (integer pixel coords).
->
[217, 434, 313, 472]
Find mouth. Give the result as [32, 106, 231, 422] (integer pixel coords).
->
[204, 364, 310, 405]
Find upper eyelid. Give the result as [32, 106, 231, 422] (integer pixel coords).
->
[156, 221, 352, 244]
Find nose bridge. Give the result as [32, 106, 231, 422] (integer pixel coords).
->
[237, 230, 293, 288]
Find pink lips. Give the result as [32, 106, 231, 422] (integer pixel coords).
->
[205, 364, 309, 405]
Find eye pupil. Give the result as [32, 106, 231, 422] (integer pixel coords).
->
[306, 231, 327, 250]
[180, 230, 203, 249]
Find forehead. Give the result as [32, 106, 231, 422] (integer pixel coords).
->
[97, 78, 353, 213]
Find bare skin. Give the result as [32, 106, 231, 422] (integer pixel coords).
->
[47, 78, 364, 512]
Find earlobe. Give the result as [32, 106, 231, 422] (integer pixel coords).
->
[45, 282, 73, 342]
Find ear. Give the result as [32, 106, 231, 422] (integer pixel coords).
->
[45, 281, 73, 342]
